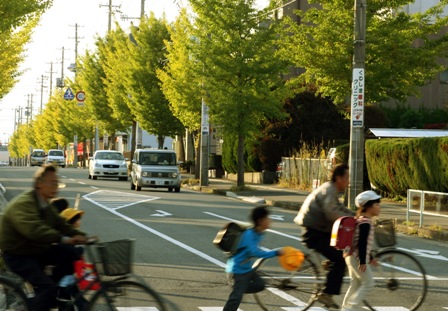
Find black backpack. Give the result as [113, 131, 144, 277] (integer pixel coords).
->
[213, 222, 250, 256]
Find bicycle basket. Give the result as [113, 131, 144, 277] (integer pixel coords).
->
[96, 239, 134, 276]
[374, 219, 396, 247]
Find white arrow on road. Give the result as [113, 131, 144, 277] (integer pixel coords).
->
[270, 214, 285, 221]
[397, 247, 448, 261]
[150, 210, 172, 217]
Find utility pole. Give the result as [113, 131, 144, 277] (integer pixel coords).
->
[46, 61, 57, 98]
[200, 97, 209, 186]
[38, 75, 48, 114]
[348, 0, 367, 208]
[100, 0, 121, 32]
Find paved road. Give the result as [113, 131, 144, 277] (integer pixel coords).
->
[0, 167, 447, 310]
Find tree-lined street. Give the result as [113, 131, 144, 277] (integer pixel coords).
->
[0, 167, 447, 310]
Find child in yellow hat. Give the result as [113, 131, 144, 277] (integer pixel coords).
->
[60, 208, 84, 229]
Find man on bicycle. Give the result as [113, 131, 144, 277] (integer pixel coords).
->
[0, 165, 88, 311]
[294, 163, 354, 309]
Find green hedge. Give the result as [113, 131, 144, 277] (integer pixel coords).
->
[366, 137, 448, 196]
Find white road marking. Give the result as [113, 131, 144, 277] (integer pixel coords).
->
[83, 194, 226, 268]
[204, 212, 301, 241]
[270, 214, 285, 221]
[83, 190, 159, 210]
[199, 308, 242, 311]
[150, 210, 172, 217]
[78, 182, 86, 185]
[397, 247, 448, 262]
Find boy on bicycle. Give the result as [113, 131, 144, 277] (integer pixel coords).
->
[341, 190, 380, 311]
[223, 205, 283, 311]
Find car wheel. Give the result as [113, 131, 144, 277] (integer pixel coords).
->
[88, 174, 91, 179]
[92, 176, 97, 180]
[168, 187, 173, 192]
[130, 180, 136, 190]
[175, 187, 180, 193]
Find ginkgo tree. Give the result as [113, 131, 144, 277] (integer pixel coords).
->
[276, 0, 448, 106]
[186, 0, 292, 186]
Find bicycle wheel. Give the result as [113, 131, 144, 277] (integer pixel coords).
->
[0, 276, 29, 311]
[254, 255, 322, 311]
[364, 249, 427, 311]
[87, 280, 167, 311]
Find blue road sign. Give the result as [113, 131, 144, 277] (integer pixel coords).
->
[64, 87, 75, 100]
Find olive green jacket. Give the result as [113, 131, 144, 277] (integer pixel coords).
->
[0, 190, 84, 255]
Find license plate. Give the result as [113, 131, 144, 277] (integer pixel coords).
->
[107, 170, 115, 174]
[156, 180, 164, 185]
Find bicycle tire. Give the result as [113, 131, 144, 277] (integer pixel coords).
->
[254, 255, 322, 311]
[0, 275, 29, 311]
[87, 280, 167, 311]
[363, 249, 428, 311]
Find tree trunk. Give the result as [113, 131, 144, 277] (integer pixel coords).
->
[82, 138, 87, 167]
[177, 134, 185, 162]
[157, 135, 165, 149]
[237, 133, 245, 187]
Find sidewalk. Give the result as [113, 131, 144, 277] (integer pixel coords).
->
[182, 175, 448, 243]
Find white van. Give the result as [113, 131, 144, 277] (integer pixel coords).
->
[45, 149, 66, 168]
[30, 149, 46, 166]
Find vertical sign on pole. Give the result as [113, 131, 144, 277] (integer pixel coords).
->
[200, 98, 209, 186]
[351, 68, 364, 127]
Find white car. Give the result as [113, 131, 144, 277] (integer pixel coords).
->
[45, 149, 66, 168]
[88, 150, 128, 181]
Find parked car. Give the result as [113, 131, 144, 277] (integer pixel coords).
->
[130, 149, 181, 192]
[88, 150, 128, 181]
[30, 149, 46, 166]
[45, 149, 66, 167]
[0, 160, 8, 167]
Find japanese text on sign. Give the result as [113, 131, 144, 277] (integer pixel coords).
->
[350, 68, 364, 128]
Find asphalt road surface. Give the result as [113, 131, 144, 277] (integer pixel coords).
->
[0, 166, 447, 310]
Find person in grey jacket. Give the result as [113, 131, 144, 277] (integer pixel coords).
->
[294, 163, 354, 309]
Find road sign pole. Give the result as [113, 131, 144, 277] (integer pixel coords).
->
[348, 0, 366, 208]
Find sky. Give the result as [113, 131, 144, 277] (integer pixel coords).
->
[0, 0, 183, 144]
[0, 0, 270, 144]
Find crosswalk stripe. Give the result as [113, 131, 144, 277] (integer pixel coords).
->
[199, 308, 242, 311]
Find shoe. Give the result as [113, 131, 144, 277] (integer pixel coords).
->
[316, 293, 339, 309]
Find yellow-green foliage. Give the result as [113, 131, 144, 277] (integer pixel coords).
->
[366, 137, 448, 196]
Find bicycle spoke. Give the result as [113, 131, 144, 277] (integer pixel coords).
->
[88, 280, 166, 311]
[364, 249, 427, 311]
[254, 256, 322, 310]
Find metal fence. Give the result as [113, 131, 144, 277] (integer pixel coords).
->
[407, 189, 448, 227]
[280, 157, 330, 189]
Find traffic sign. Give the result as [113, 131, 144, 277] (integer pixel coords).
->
[63, 87, 75, 100]
[76, 91, 86, 102]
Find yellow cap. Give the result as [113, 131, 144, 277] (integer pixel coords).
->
[278, 246, 305, 271]
[60, 208, 84, 221]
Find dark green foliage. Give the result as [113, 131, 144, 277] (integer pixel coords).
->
[381, 106, 448, 128]
[335, 143, 349, 165]
[222, 133, 261, 174]
[366, 137, 448, 196]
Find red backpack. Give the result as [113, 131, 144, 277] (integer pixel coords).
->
[330, 216, 357, 253]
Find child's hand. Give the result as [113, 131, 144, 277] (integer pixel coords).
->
[277, 249, 284, 256]
[358, 264, 367, 272]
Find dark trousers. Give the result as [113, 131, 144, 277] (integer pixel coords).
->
[3, 244, 81, 311]
[223, 270, 265, 311]
[302, 227, 346, 295]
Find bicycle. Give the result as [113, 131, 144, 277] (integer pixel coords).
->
[0, 239, 168, 311]
[252, 219, 428, 311]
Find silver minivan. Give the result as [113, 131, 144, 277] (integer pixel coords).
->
[30, 149, 46, 166]
[130, 149, 181, 192]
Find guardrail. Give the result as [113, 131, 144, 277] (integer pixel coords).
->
[407, 189, 448, 227]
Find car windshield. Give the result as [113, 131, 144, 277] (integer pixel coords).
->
[32, 151, 45, 157]
[95, 152, 124, 160]
[49, 150, 63, 156]
[139, 153, 176, 166]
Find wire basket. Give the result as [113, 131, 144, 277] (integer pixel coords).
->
[374, 219, 396, 248]
[96, 239, 135, 276]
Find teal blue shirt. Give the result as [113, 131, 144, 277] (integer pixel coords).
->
[226, 227, 278, 274]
